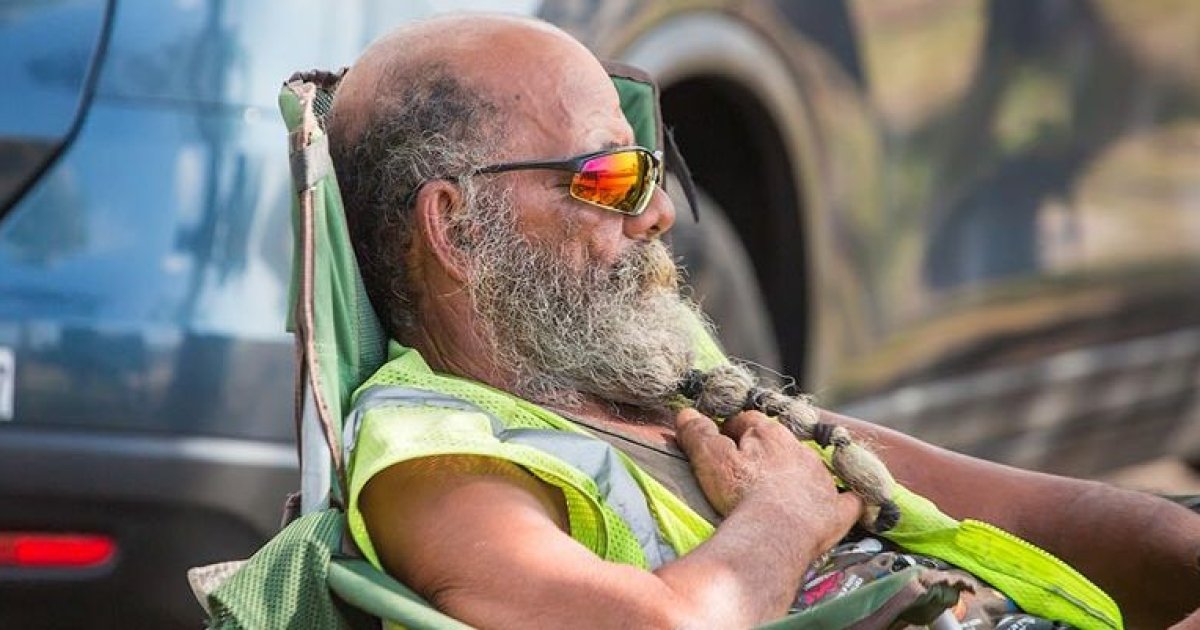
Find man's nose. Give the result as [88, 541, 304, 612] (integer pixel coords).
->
[623, 187, 675, 240]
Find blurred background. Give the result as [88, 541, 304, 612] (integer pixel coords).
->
[1, 0, 1198, 627]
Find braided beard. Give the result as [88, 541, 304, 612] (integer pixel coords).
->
[457, 194, 700, 409]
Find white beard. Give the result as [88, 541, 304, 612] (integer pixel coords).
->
[456, 195, 701, 408]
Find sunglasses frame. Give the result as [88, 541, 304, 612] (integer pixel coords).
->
[472, 145, 664, 216]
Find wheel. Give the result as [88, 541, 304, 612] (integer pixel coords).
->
[667, 184, 782, 373]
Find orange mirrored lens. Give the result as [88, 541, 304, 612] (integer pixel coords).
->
[571, 150, 649, 214]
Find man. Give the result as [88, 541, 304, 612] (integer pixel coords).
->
[326, 14, 1200, 629]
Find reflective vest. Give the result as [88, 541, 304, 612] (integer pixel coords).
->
[345, 342, 1122, 629]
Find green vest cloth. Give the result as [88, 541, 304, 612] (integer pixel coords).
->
[346, 342, 1123, 630]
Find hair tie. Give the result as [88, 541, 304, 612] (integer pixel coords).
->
[811, 422, 836, 448]
[678, 368, 705, 400]
[742, 386, 769, 412]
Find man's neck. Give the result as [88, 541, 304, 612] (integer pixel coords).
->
[405, 296, 521, 396]
[403, 240, 525, 394]
[406, 326, 512, 391]
[550, 396, 678, 448]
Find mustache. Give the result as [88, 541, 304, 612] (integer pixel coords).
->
[609, 240, 679, 292]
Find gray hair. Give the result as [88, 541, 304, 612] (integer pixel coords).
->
[328, 64, 504, 338]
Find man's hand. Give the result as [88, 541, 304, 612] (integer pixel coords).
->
[675, 408, 861, 558]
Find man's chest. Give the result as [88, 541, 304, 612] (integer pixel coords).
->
[567, 414, 724, 526]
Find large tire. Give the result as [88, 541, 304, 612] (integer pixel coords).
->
[667, 185, 782, 372]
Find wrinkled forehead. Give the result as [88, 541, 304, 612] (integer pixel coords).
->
[464, 34, 635, 159]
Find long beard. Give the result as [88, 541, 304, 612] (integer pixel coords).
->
[458, 196, 701, 409]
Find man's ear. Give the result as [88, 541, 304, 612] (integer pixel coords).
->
[412, 180, 471, 284]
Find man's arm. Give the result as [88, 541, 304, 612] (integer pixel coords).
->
[825, 409, 1200, 628]
[360, 409, 860, 630]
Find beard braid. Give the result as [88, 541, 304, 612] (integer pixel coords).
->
[453, 189, 702, 409]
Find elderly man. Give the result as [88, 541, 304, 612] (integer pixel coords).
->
[325, 14, 1199, 629]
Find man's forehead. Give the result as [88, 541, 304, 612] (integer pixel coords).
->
[340, 15, 635, 157]
[460, 30, 633, 157]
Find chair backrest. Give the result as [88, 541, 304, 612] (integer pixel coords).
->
[281, 68, 387, 513]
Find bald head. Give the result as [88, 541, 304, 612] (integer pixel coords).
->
[327, 14, 631, 340]
[332, 14, 616, 157]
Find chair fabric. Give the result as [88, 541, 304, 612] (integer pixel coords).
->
[280, 69, 387, 508]
[208, 510, 352, 630]
[208, 509, 469, 630]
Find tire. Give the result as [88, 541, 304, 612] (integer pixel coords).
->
[667, 184, 782, 373]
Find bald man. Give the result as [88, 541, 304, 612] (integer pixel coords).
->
[325, 14, 1200, 629]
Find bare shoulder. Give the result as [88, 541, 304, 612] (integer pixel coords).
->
[358, 455, 571, 610]
[360, 455, 572, 573]
[356, 454, 681, 629]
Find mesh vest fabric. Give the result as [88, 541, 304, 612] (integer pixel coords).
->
[348, 343, 1122, 630]
[881, 490, 1121, 629]
[346, 342, 717, 573]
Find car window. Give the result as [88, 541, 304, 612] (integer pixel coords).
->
[0, 0, 109, 215]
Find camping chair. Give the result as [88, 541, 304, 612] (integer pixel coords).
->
[186, 65, 1023, 630]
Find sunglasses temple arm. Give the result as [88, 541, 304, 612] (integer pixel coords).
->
[474, 160, 579, 175]
[663, 127, 700, 223]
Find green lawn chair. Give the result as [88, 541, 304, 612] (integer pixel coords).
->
[189, 66, 1016, 630]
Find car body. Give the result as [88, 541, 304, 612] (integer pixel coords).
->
[2, 0, 1197, 626]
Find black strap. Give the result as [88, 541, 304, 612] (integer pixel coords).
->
[663, 126, 701, 223]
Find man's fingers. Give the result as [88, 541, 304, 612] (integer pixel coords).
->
[833, 490, 864, 531]
[675, 408, 725, 460]
[805, 491, 865, 553]
[721, 410, 782, 444]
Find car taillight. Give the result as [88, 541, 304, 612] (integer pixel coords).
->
[0, 532, 116, 568]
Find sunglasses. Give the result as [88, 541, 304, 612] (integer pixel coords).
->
[472, 145, 664, 216]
